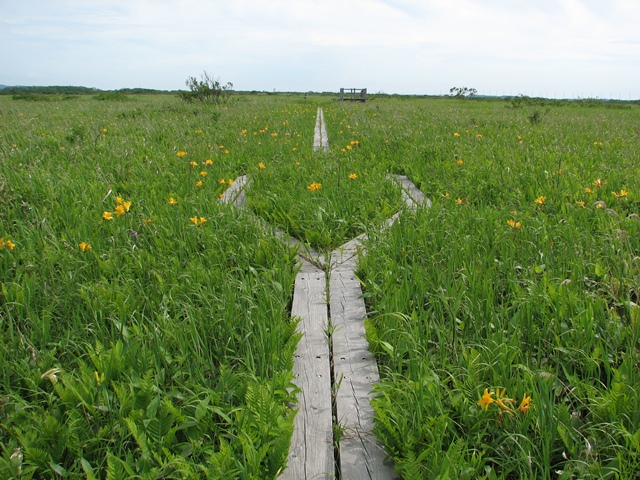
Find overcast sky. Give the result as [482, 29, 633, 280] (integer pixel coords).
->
[1, 0, 639, 98]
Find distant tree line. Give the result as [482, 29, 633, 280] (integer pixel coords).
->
[0, 85, 173, 95]
[449, 86, 477, 98]
[0, 86, 97, 95]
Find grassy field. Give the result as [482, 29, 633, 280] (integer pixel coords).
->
[0, 93, 318, 479]
[353, 98, 640, 478]
[1, 92, 639, 479]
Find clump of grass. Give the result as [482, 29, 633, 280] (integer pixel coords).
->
[246, 148, 402, 250]
[11, 93, 57, 101]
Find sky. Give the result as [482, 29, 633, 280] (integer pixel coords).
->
[1, 0, 639, 98]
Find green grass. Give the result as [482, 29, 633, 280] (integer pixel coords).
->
[245, 101, 403, 251]
[355, 97, 640, 479]
[0, 94, 304, 479]
[1, 92, 639, 479]
[246, 148, 402, 251]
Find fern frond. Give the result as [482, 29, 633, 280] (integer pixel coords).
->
[125, 418, 150, 456]
[25, 446, 51, 471]
[105, 453, 127, 480]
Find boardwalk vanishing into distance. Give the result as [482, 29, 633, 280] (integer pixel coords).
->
[313, 107, 329, 152]
[221, 108, 429, 479]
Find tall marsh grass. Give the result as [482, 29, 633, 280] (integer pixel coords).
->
[2, 92, 639, 478]
[356, 98, 640, 478]
[0, 94, 305, 478]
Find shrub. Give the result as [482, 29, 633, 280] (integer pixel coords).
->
[180, 71, 233, 104]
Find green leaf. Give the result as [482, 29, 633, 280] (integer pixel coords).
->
[80, 458, 97, 480]
[105, 454, 126, 480]
[49, 462, 66, 476]
[595, 262, 605, 277]
[630, 428, 640, 453]
[146, 395, 160, 419]
[195, 396, 210, 421]
[380, 341, 394, 356]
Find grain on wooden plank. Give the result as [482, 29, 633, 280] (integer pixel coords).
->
[280, 259, 334, 480]
[394, 174, 430, 208]
[330, 234, 366, 270]
[329, 263, 399, 480]
[219, 174, 250, 207]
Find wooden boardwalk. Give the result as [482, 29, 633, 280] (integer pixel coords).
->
[313, 107, 329, 152]
[282, 260, 334, 479]
[329, 239, 399, 480]
[280, 174, 428, 479]
[221, 111, 430, 479]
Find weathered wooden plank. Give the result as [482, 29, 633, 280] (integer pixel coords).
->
[330, 233, 366, 270]
[323, 174, 427, 479]
[329, 263, 399, 480]
[314, 107, 329, 152]
[394, 174, 431, 208]
[320, 108, 329, 152]
[219, 174, 250, 207]
[280, 260, 334, 480]
[314, 108, 322, 151]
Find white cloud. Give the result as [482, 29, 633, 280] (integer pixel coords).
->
[1, 0, 639, 96]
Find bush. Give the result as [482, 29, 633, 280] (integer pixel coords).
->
[180, 71, 233, 104]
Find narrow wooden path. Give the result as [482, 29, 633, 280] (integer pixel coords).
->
[221, 110, 429, 479]
[329, 238, 398, 480]
[286, 259, 334, 478]
[313, 107, 329, 152]
[278, 175, 427, 479]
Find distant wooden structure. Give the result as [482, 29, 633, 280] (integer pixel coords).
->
[339, 88, 367, 102]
